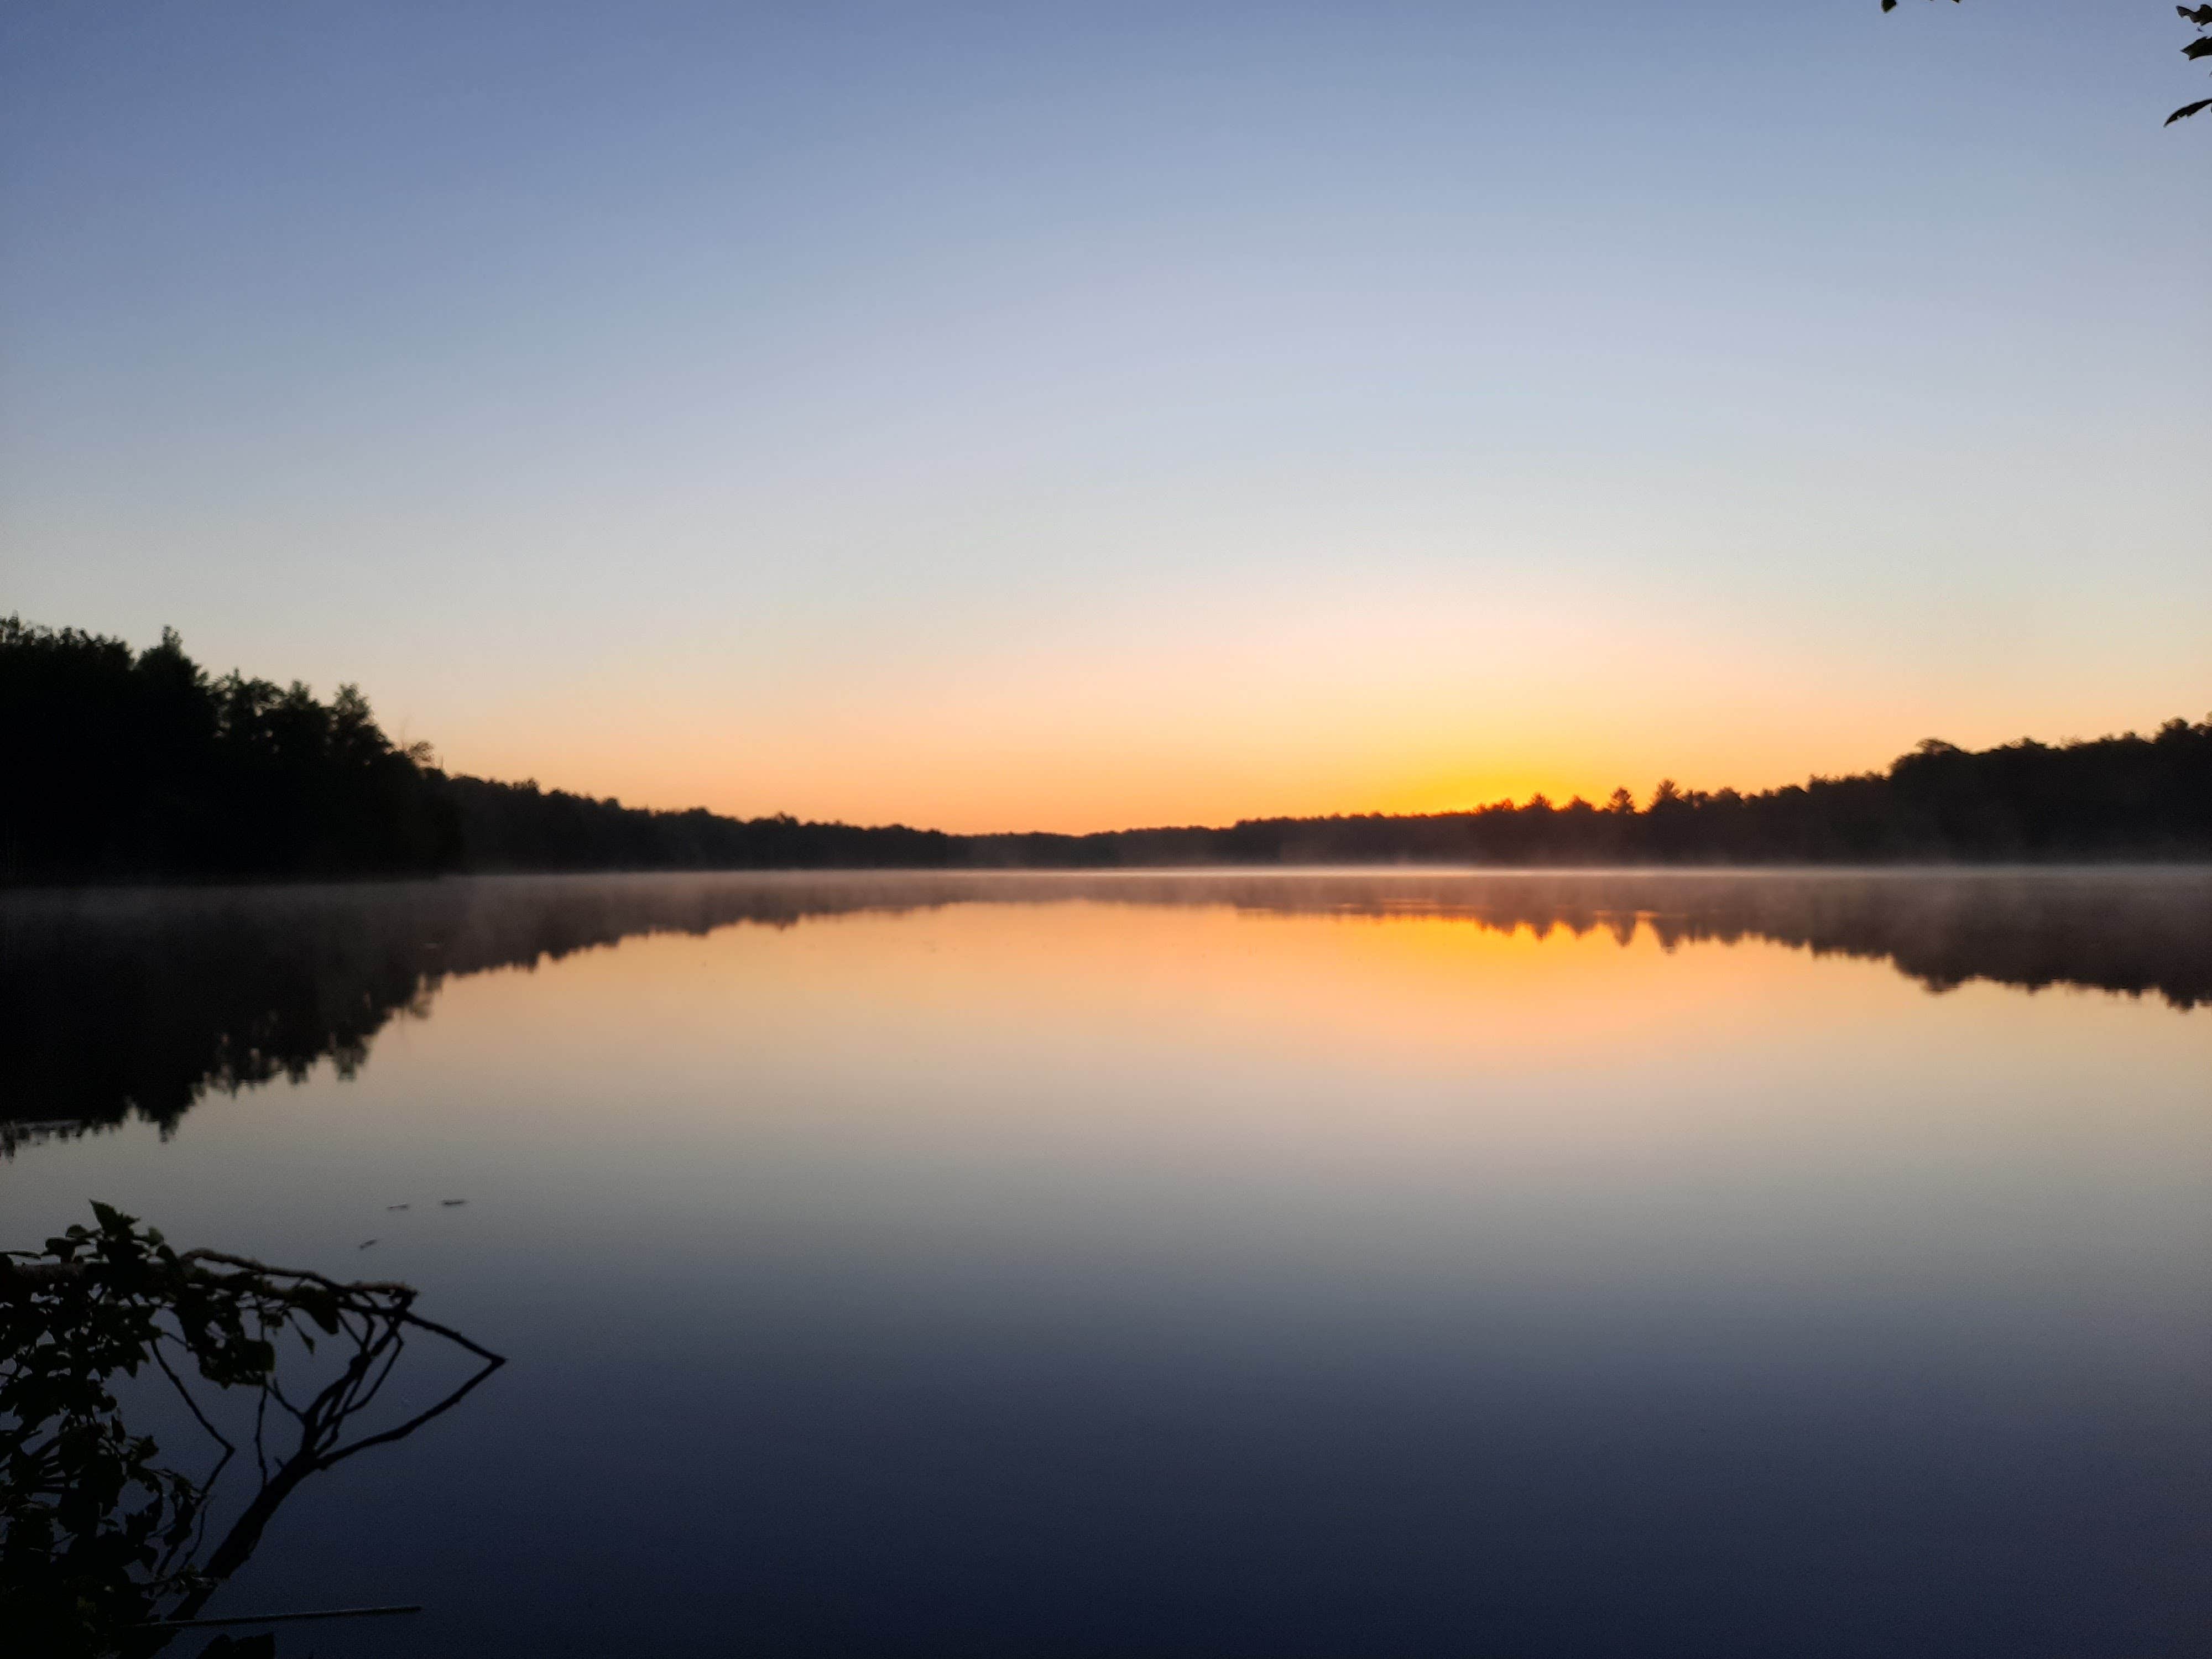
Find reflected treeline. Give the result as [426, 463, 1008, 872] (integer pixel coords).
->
[7, 619, 2210, 880]
[4, 870, 2205, 1154]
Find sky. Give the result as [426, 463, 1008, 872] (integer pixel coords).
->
[3, 1, 2207, 832]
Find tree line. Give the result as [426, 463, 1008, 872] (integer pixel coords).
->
[4, 616, 2207, 881]
[2, 616, 457, 880]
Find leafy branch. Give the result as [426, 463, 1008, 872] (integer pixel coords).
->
[0, 1204, 504, 1657]
[1882, 1, 2212, 126]
[2173, 5, 2212, 124]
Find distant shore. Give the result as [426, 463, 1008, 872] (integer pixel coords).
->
[7, 616, 2209, 883]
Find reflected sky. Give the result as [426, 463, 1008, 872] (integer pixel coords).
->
[4, 873, 2209, 1656]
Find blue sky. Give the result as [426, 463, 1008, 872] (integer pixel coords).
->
[4, 2, 2206, 828]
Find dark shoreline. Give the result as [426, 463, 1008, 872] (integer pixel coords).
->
[18, 858, 2208, 894]
[9, 617, 2209, 883]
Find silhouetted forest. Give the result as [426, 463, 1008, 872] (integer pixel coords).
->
[2, 617, 458, 880]
[6, 869, 2208, 1155]
[6, 616, 2209, 881]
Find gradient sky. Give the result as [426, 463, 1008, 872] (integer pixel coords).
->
[4, 1, 2207, 832]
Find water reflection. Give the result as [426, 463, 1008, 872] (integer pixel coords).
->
[3, 869, 2205, 1155]
[5, 870, 2206, 1657]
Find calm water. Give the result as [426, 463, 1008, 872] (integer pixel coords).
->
[5, 870, 2210, 1657]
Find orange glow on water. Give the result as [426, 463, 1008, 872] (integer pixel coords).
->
[359, 891, 2208, 1178]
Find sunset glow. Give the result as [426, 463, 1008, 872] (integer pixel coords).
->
[5, 4, 2204, 832]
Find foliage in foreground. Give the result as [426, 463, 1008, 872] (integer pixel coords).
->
[0, 1204, 502, 1657]
[1882, 1, 2212, 126]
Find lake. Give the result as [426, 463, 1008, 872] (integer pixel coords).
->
[4, 869, 2209, 1657]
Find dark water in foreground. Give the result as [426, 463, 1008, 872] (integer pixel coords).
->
[4, 869, 2209, 1657]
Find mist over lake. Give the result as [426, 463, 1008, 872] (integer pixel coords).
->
[6, 870, 2207, 1658]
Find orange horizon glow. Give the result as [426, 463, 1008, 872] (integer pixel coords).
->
[431, 706, 2192, 839]
[406, 588, 2205, 837]
[11, 6, 2208, 849]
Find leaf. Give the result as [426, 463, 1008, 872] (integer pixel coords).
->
[2185, 36, 2212, 59]
[300, 1288, 341, 1334]
[2168, 97, 2212, 123]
